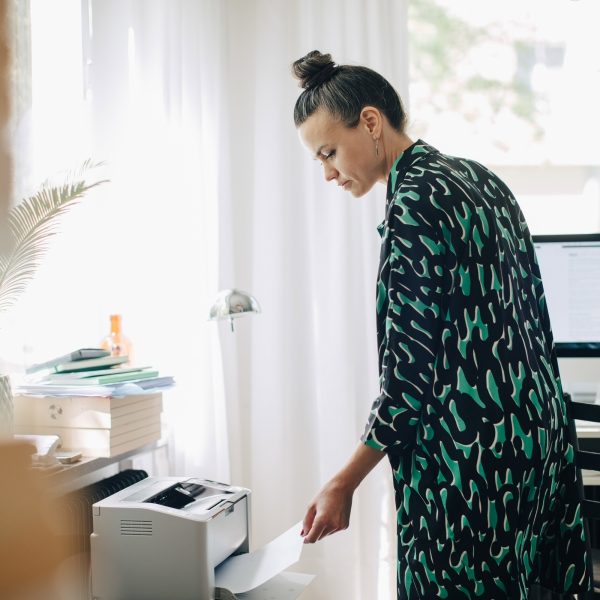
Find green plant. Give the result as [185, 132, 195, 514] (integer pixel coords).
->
[0, 160, 107, 315]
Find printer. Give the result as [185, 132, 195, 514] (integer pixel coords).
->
[90, 477, 251, 600]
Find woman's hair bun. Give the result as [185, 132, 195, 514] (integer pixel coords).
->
[292, 50, 338, 90]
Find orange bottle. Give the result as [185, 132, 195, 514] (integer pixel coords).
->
[100, 314, 133, 364]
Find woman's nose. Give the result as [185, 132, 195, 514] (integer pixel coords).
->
[323, 163, 338, 182]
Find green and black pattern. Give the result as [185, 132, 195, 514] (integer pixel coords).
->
[362, 141, 590, 599]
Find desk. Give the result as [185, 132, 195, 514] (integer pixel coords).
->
[575, 425, 600, 439]
[575, 424, 600, 485]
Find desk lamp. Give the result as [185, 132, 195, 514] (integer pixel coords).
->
[208, 289, 261, 332]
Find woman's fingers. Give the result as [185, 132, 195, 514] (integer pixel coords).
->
[304, 524, 344, 543]
[303, 521, 326, 544]
[303, 516, 335, 543]
[301, 504, 316, 537]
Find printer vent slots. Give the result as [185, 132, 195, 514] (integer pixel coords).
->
[120, 519, 153, 536]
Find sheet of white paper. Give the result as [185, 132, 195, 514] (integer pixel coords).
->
[215, 521, 305, 594]
[236, 571, 315, 600]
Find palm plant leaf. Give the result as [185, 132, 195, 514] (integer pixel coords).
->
[0, 160, 108, 313]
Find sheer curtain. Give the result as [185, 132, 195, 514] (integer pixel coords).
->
[85, 0, 231, 479]
[216, 2, 408, 598]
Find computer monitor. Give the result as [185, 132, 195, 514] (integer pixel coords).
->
[532, 233, 600, 357]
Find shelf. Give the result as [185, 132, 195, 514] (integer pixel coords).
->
[43, 438, 167, 495]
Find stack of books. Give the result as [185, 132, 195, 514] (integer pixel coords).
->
[19, 348, 174, 397]
[13, 348, 174, 457]
[14, 391, 163, 458]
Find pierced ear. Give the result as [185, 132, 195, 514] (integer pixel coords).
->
[360, 106, 382, 137]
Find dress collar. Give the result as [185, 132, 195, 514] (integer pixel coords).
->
[386, 139, 439, 201]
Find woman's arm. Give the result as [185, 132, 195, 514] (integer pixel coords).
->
[301, 442, 385, 543]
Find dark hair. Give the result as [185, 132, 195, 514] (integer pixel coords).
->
[292, 50, 406, 131]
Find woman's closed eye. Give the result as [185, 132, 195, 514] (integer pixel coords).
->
[317, 149, 335, 161]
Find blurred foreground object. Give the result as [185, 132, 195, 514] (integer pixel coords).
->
[0, 440, 67, 598]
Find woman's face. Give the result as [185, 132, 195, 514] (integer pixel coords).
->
[298, 108, 381, 198]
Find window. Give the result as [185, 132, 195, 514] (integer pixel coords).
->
[408, 0, 600, 234]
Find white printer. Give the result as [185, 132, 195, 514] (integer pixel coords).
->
[90, 477, 251, 600]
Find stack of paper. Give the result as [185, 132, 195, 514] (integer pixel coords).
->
[14, 392, 164, 458]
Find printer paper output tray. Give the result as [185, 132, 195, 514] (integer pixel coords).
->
[216, 571, 314, 600]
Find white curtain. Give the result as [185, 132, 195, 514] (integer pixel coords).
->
[5, 1, 409, 598]
[84, 0, 231, 480]
[215, 2, 408, 598]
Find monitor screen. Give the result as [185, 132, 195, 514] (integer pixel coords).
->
[532, 233, 600, 357]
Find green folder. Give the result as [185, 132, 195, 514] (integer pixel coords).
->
[65, 369, 159, 385]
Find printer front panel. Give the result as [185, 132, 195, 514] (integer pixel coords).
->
[91, 505, 213, 600]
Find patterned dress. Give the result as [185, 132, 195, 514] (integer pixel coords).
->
[361, 140, 590, 599]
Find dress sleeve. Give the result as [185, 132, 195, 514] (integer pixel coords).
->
[362, 186, 452, 453]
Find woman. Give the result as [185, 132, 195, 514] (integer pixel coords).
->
[292, 50, 590, 599]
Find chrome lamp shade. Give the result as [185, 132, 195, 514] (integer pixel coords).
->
[208, 289, 261, 332]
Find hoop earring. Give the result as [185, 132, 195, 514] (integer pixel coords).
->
[375, 138, 379, 157]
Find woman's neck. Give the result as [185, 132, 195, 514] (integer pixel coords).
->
[379, 131, 414, 185]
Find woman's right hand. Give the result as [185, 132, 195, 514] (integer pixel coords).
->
[301, 442, 384, 544]
[301, 478, 354, 544]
